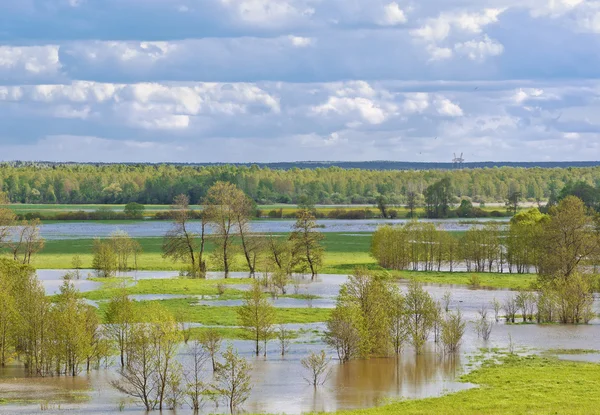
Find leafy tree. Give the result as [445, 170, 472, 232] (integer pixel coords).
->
[506, 190, 522, 215]
[289, 205, 324, 279]
[238, 280, 275, 356]
[104, 290, 137, 367]
[92, 239, 117, 278]
[424, 177, 452, 218]
[405, 280, 437, 354]
[559, 181, 599, 211]
[214, 344, 253, 414]
[441, 310, 466, 354]
[124, 202, 145, 219]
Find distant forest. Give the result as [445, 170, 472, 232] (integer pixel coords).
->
[1, 162, 600, 205]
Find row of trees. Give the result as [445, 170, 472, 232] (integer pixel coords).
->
[372, 197, 600, 276]
[162, 182, 324, 279]
[2, 163, 600, 205]
[0, 195, 45, 264]
[0, 259, 108, 376]
[325, 269, 465, 361]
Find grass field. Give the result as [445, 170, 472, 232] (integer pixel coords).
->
[96, 298, 331, 326]
[324, 354, 600, 415]
[33, 232, 378, 274]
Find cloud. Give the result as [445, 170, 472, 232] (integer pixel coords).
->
[378, 2, 407, 26]
[435, 97, 464, 117]
[0, 45, 61, 77]
[454, 35, 504, 61]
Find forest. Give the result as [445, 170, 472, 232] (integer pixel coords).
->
[1, 163, 600, 206]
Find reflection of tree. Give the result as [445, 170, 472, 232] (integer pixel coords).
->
[330, 346, 461, 407]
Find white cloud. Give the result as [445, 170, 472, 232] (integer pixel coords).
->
[529, 0, 585, 18]
[402, 93, 429, 113]
[411, 8, 504, 43]
[513, 88, 547, 103]
[577, 10, 600, 33]
[454, 36, 504, 61]
[312, 96, 391, 124]
[427, 45, 454, 61]
[220, 0, 314, 27]
[288, 36, 313, 47]
[0, 45, 61, 75]
[435, 97, 464, 117]
[378, 2, 407, 26]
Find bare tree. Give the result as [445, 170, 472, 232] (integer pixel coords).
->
[199, 328, 222, 373]
[277, 325, 291, 356]
[9, 219, 44, 264]
[184, 340, 210, 412]
[301, 350, 331, 387]
[163, 194, 206, 278]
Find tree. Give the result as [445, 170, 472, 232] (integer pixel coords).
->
[204, 182, 244, 278]
[559, 181, 599, 211]
[405, 280, 437, 354]
[199, 328, 223, 373]
[405, 188, 420, 218]
[124, 202, 146, 219]
[92, 239, 117, 278]
[104, 290, 137, 367]
[506, 190, 522, 215]
[9, 219, 44, 264]
[110, 230, 142, 272]
[325, 305, 360, 363]
[539, 196, 600, 279]
[441, 310, 466, 354]
[185, 340, 210, 412]
[301, 350, 331, 387]
[111, 303, 182, 411]
[289, 205, 324, 279]
[376, 195, 388, 218]
[0, 207, 16, 246]
[424, 177, 452, 219]
[162, 194, 206, 278]
[277, 324, 291, 356]
[238, 281, 275, 356]
[214, 344, 253, 414]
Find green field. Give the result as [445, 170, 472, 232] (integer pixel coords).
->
[34, 232, 377, 274]
[96, 298, 331, 326]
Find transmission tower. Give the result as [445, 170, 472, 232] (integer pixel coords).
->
[452, 152, 465, 169]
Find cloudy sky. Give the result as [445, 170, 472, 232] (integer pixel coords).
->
[1, 0, 599, 162]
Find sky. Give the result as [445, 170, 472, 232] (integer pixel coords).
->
[0, 0, 600, 163]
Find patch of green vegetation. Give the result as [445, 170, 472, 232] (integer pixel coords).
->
[83, 277, 247, 300]
[544, 349, 599, 355]
[391, 270, 536, 290]
[97, 298, 331, 326]
[314, 355, 600, 415]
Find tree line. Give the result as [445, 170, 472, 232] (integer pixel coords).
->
[1, 163, 600, 206]
[371, 196, 600, 325]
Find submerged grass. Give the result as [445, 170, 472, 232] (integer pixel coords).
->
[391, 270, 537, 290]
[315, 355, 600, 415]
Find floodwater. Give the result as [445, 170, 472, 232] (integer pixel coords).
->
[6, 272, 600, 414]
[37, 218, 507, 240]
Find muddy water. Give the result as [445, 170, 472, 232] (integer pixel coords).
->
[7, 272, 600, 414]
[36, 218, 507, 240]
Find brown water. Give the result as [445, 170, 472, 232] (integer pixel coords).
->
[4, 275, 600, 414]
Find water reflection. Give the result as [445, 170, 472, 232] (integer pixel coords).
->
[36, 219, 508, 240]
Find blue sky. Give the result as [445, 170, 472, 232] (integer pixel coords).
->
[1, 0, 599, 162]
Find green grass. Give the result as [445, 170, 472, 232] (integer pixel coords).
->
[319, 355, 600, 415]
[97, 298, 331, 326]
[83, 277, 248, 300]
[391, 270, 537, 290]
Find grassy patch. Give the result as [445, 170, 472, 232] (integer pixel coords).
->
[544, 349, 600, 355]
[391, 270, 536, 290]
[321, 355, 600, 415]
[96, 298, 330, 326]
[83, 277, 248, 300]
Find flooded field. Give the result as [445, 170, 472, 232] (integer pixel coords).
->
[6, 271, 600, 414]
[35, 218, 507, 240]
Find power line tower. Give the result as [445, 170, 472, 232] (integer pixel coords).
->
[452, 152, 465, 169]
